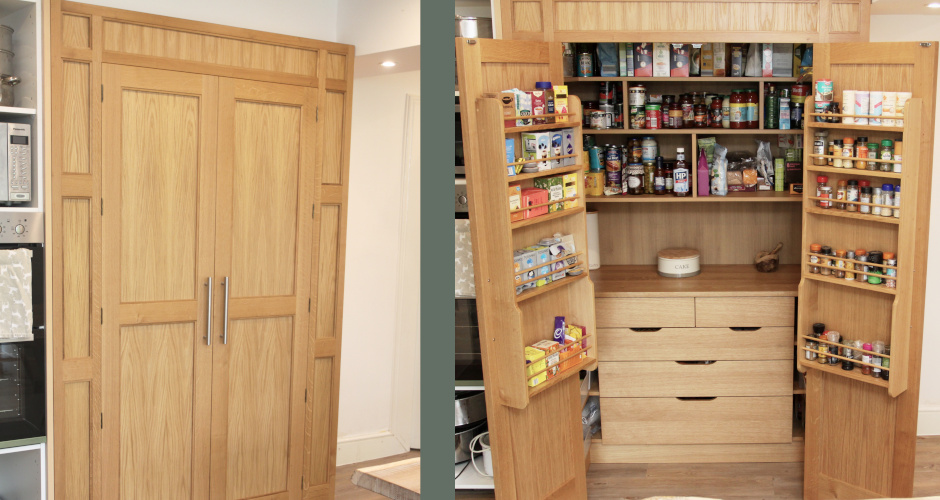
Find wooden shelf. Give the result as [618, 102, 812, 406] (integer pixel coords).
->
[585, 128, 802, 135]
[510, 164, 583, 182]
[802, 271, 897, 295]
[588, 373, 599, 396]
[592, 264, 800, 298]
[805, 206, 900, 225]
[798, 357, 889, 389]
[565, 76, 800, 83]
[805, 120, 904, 133]
[793, 421, 805, 442]
[511, 206, 585, 230]
[505, 121, 583, 134]
[516, 272, 588, 303]
[528, 356, 598, 399]
[586, 191, 800, 203]
[805, 165, 903, 180]
[793, 378, 806, 395]
[0, 106, 36, 115]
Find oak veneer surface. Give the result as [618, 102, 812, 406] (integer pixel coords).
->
[455, 436, 940, 499]
[592, 265, 800, 298]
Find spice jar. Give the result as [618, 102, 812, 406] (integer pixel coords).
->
[867, 250, 883, 285]
[855, 140, 869, 170]
[625, 164, 645, 195]
[832, 140, 844, 168]
[880, 139, 894, 164]
[835, 180, 847, 210]
[645, 104, 662, 129]
[809, 243, 822, 273]
[730, 90, 746, 129]
[805, 338, 818, 360]
[813, 131, 828, 166]
[842, 340, 855, 371]
[668, 103, 682, 129]
[872, 187, 884, 216]
[834, 249, 847, 278]
[861, 343, 873, 375]
[884, 252, 897, 289]
[893, 141, 903, 173]
[855, 249, 868, 283]
[872, 341, 885, 378]
[820, 246, 833, 276]
[643, 162, 655, 194]
[816, 175, 830, 208]
[815, 324, 829, 364]
[709, 97, 722, 128]
[859, 185, 872, 214]
[883, 346, 891, 381]
[693, 104, 707, 128]
[842, 137, 855, 168]
[653, 156, 666, 195]
[680, 93, 695, 128]
[867, 142, 879, 170]
[827, 331, 841, 365]
[845, 250, 856, 280]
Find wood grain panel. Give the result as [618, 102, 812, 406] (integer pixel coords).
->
[322, 91, 346, 185]
[62, 14, 90, 49]
[119, 89, 199, 303]
[230, 100, 301, 297]
[598, 327, 794, 362]
[63, 198, 91, 359]
[63, 61, 91, 174]
[119, 322, 196, 500]
[512, 2, 543, 32]
[590, 441, 804, 464]
[325, 52, 346, 80]
[599, 360, 792, 397]
[595, 298, 695, 328]
[62, 381, 92, 500]
[829, 2, 860, 33]
[308, 357, 334, 485]
[102, 20, 318, 77]
[225, 317, 293, 498]
[695, 297, 795, 327]
[315, 205, 340, 339]
[602, 396, 792, 445]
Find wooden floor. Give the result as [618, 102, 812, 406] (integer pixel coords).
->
[447, 436, 940, 499]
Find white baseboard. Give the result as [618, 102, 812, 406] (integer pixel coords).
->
[919, 405, 940, 436]
[336, 430, 409, 466]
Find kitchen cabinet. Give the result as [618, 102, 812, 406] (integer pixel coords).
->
[457, 31, 936, 500]
[49, 2, 353, 499]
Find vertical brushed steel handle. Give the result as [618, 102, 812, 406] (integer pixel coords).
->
[222, 276, 230, 345]
[205, 277, 212, 345]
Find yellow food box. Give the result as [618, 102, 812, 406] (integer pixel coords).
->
[563, 173, 579, 209]
[560, 324, 587, 371]
[531, 340, 561, 379]
[525, 346, 547, 387]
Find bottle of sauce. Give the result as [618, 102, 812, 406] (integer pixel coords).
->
[709, 97, 722, 128]
[680, 93, 694, 128]
[746, 90, 759, 129]
[721, 94, 731, 128]
[674, 148, 689, 197]
[668, 102, 682, 129]
[641, 136, 658, 162]
[693, 104, 707, 128]
[730, 90, 746, 129]
[664, 162, 674, 194]
[764, 84, 778, 129]
[653, 156, 666, 195]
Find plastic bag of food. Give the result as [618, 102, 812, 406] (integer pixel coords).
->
[755, 140, 775, 187]
[711, 143, 729, 196]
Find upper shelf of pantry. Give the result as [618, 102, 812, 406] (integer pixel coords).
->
[566, 77, 802, 84]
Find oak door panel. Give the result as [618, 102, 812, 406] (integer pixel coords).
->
[210, 77, 316, 500]
[101, 64, 218, 500]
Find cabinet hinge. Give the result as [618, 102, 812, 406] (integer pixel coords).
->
[101, 85, 104, 102]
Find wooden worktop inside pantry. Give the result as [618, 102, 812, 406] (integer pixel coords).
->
[592, 264, 800, 297]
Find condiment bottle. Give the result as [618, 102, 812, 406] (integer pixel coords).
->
[680, 93, 694, 128]
[881, 184, 894, 217]
[859, 184, 872, 214]
[721, 94, 731, 128]
[855, 141, 869, 169]
[664, 162, 674, 194]
[867, 142, 879, 170]
[842, 137, 855, 168]
[855, 249, 868, 283]
[809, 243, 822, 274]
[668, 102, 682, 129]
[674, 148, 689, 197]
[884, 252, 897, 289]
[820, 246, 833, 276]
[641, 136, 658, 162]
[697, 148, 710, 197]
[861, 343, 873, 375]
[883, 346, 891, 380]
[832, 140, 844, 168]
[835, 180, 847, 210]
[653, 156, 666, 195]
[834, 249, 847, 278]
[872, 341, 885, 378]
[872, 187, 883, 216]
[729, 91, 745, 129]
[867, 250, 883, 285]
[694, 104, 707, 128]
[846, 180, 860, 212]
[845, 250, 856, 280]
[894, 184, 901, 218]
[765, 84, 778, 129]
[708, 97, 722, 128]
[814, 323, 828, 364]
[893, 141, 903, 173]
[815, 175, 829, 207]
[746, 90, 759, 129]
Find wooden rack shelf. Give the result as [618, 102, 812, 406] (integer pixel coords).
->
[592, 264, 800, 298]
[808, 154, 902, 166]
[806, 196, 898, 211]
[805, 120, 904, 133]
[505, 121, 583, 134]
[529, 356, 598, 399]
[585, 128, 803, 135]
[805, 206, 900, 224]
[510, 164, 583, 182]
[511, 206, 586, 229]
[802, 271, 897, 295]
[586, 191, 800, 203]
[565, 76, 800, 83]
[798, 356, 889, 389]
[516, 272, 588, 303]
[805, 165, 903, 180]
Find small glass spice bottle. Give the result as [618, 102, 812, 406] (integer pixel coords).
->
[882, 346, 891, 381]
[872, 341, 885, 378]
[809, 243, 822, 274]
[845, 250, 856, 280]
[894, 184, 901, 218]
[861, 343, 873, 375]
[820, 246, 833, 276]
[835, 180, 847, 210]
[827, 331, 842, 365]
[842, 340, 855, 371]
[855, 137, 869, 169]
[827, 141, 836, 166]
[842, 137, 855, 168]
[832, 140, 844, 168]
[855, 249, 868, 283]
[884, 252, 897, 289]
[867, 250, 884, 285]
[814, 323, 828, 364]
[872, 187, 884, 216]
[816, 175, 830, 208]
[859, 185, 872, 214]
[805, 337, 818, 361]
[867, 142, 879, 170]
[880, 139, 894, 164]
[834, 249, 847, 278]
[846, 180, 860, 212]
[882, 184, 895, 217]
[893, 141, 903, 173]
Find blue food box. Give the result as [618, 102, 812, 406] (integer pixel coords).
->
[506, 138, 516, 176]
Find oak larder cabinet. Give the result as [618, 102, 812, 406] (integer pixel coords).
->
[459, 7, 937, 499]
[48, 2, 353, 499]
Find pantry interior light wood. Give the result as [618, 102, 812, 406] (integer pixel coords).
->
[799, 335, 891, 361]
[511, 205, 586, 229]
[805, 165, 903, 179]
[510, 164, 583, 182]
[805, 206, 901, 224]
[505, 121, 584, 134]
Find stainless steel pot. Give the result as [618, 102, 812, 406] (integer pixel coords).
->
[0, 50, 14, 77]
[0, 76, 19, 107]
[455, 420, 486, 463]
[455, 390, 486, 427]
[0, 26, 12, 53]
[455, 16, 493, 39]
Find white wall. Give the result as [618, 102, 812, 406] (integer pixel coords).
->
[337, 0, 420, 55]
[869, 16, 940, 435]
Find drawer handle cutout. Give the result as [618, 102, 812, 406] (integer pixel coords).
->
[629, 328, 662, 332]
[730, 327, 761, 331]
[675, 360, 716, 365]
[676, 397, 718, 401]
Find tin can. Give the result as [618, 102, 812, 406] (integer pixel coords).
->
[599, 82, 612, 105]
[585, 171, 604, 196]
[590, 110, 608, 130]
[645, 104, 662, 130]
[588, 146, 602, 171]
[628, 85, 647, 107]
[605, 146, 622, 173]
[599, 103, 615, 128]
[578, 53, 593, 77]
[614, 103, 624, 129]
[629, 105, 645, 129]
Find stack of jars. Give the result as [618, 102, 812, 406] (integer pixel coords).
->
[814, 175, 900, 219]
[813, 131, 903, 174]
[802, 322, 890, 378]
[807, 243, 897, 289]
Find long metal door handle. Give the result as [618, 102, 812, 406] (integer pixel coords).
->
[205, 277, 212, 345]
[222, 277, 230, 345]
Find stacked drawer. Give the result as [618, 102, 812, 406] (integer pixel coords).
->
[596, 296, 795, 446]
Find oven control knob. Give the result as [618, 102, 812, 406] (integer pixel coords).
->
[14, 224, 24, 234]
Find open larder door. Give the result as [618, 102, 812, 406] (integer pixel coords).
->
[456, 37, 596, 499]
[800, 42, 938, 499]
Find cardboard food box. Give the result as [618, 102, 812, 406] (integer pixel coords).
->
[521, 188, 549, 219]
[531, 340, 562, 379]
[690, 44, 701, 76]
[560, 324, 587, 371]
[514, 90, 532, 126]
[700, 43, 714, 76]
[730, 43, 746, 77]
[531, 90, 547, 124]
[533, 176, 564, 213]
[550, 132, 563, 169]
[653, 42, 670, 77]
[522, 132, 551, 171]
[596, 43, 618, 76]
[773, 43, 794, 77]
[514, 249, 537, 294]
[634, 43, 653, 77]
[670, 44, 691, 77]
[619, 42, 634, 76]
[497, 92, 516, 128]
[563, 173, 579, 209]
[524, 346, 548, 387]
[712, 43, 728, 77]
[561, 128, 575, 166]
[508, 184, 524, 222]
[523, 244, 552, 285]
[553, 85, 569, 123]
[506, 139, 516, 176]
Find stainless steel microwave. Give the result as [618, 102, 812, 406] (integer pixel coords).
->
[0, 123, 30, 203]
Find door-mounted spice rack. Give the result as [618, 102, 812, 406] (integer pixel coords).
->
[525, 332, 596, 398]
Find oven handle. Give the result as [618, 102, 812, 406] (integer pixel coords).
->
[222, 277, 230, 345]
[204, 277, 212, 346]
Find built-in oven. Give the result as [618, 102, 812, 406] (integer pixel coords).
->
[0, 212, 44, 444]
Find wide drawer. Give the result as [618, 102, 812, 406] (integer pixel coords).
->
[601, 396, 792, 445]
[596, 298, 695, 328]
[694, 297, 794, 327]
[598, 360, 792, 397]
[598, 327, 794, 361]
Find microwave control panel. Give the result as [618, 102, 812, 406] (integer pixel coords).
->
[0, 212, 42, 244]
[6, 123, 30, 202]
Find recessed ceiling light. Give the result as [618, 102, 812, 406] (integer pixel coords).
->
[928, 2, 940, 8]
[380, 61, 396, 67]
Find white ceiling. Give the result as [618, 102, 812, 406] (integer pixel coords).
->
[871, 0, 940, 15]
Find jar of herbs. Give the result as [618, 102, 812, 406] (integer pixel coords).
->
[884, 252, 897, 289]
[820, 246, 834, 276]
[867, 142, 879, 170]
[880, 139, 894, 166]
[809, 243, 822, 273]
[834, 249, 847, 278]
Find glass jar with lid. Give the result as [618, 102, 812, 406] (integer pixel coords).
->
[641, 136, 658, 162]
[625, 164, 645, 195]
[729, 90, 746, 129]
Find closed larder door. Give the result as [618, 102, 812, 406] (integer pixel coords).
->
[209, 77, 316, 500]
[100, 64, 219, 500]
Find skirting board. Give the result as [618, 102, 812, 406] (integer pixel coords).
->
[918, 406, 940, 436]
[337, 430, 409, 466]
[590, 441, 804, 464]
